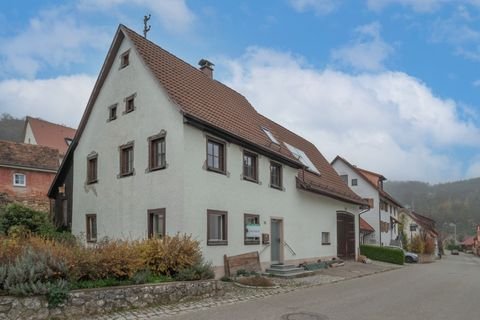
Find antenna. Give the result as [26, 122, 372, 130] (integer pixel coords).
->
[143, 14, 151, 38]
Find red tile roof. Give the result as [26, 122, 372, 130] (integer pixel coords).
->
[122, 26, 364, 205]
[461, 236, 475, 246]
[26, 116, 76, 155]
[331, 155, 403, 207]
[0, 140, 59, 171]
[360, 217, 375, 233]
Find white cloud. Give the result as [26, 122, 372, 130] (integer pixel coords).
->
[367, 0, 446, 12]
[473, 79, 480, 87]
[331, 22, 393, 71]
[288, 0, 339, 15]
[79, 0, 195, 33]
[0, 8, 109, 79]
[221, 47, 480, 182]
[466, 159, 480, 178]
[0, 74, 95, 128]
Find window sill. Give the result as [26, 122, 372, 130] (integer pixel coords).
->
[243, 176, 259, 184]
[322, 243, 331, 245]
[207, 240, 228, 246]
[122, 108, 135, 115]
[118, 172, 134, 178]
[244, 240, 260, 245]
[270, 184, 283, 190]
[13, 185, 26, 188]
[147, 165, 167, 173]
[87, 239, 97, 243]
[86, 179, 98, 185]
[107, 117, 117, 122]
[207, 167, 226, 175]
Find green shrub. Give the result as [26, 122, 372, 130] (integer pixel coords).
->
[0, 204, 54, 236]
[175, 259, 215, 281]
[360, 245, 404, 265]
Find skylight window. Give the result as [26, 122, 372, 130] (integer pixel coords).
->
[284, 143, 320, 175]
[262, 127, 279, 144]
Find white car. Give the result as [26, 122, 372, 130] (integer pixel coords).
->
[386, 246, 419, 263]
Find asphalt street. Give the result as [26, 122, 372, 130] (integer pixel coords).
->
[160, 253, 480, 320]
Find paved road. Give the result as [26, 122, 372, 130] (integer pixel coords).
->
[160, 254, 480, 320]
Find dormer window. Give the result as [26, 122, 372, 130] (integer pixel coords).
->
[120, 50, 130, 69]
[262, 127, 279, 144]
[65, 138, 73, 146]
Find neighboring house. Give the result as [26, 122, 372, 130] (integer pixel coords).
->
[359, 217, 375, 244]
[0, 140, 59, 212]
[48, 24, 366, 274]
[474, 225, 480, 256]
[398, 208, 438, 255]
[460, 236, 475, 252]
[331, 156, 403, 246]
[24, 116, 76, 161]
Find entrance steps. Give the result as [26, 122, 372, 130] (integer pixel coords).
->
[264, 263, 313, 278]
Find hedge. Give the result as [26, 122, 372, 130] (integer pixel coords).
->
[360, 245, 404, 265]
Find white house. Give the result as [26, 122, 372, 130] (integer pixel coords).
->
[331, 156, 403, 246]
[398, 208, 438, 255]
[49, 25, 366, 274]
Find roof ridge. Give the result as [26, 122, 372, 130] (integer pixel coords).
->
[27, 115, 76, 130]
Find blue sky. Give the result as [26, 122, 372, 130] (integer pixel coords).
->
[0, 0, 479, 183]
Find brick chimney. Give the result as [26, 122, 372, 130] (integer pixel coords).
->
[198, 59, 214, 79]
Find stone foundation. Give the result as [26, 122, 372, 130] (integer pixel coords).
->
[0, 280, 223, 320]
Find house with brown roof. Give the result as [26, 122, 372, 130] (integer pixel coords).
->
[0, 140, 59, 212]
[331, 156, 403, 246]
[398, 208, 438, 254]
[49, 25, 366, 274]
[24, 116, 76, 160]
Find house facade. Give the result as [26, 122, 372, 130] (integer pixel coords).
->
[0, 140, 59, 212]
[49, 25, 366, 273]
[398, 208, 438, 254]
[331, 156, 402, 246]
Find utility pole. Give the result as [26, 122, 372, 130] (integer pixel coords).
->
[143, 14, 151, 38]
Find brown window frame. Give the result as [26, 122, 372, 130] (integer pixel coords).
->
[321, 232, 330, 245]
[108, 104, 118, 121]
[207, 210, 228, 246]
[86, 153, 98, 184]
[124, 93, 136, 114]
[147, 208, 166, 239]
[270, 161, 283, 189]
[148, 132, 166, 172]
[244, 214, 260, 245]
[119, 142, 134, 177]
[206, 138, 226, 174]
[120, 50, 130, 69]
[86, 214, 97, 243]
[242, 151, 258, 182]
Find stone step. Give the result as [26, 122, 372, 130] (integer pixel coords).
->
[263, 270, 314, 279]
[268, 264, 297, 270]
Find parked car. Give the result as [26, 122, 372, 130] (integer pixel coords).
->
[386, 246, 419, 263]
[451, 249, 459, 255]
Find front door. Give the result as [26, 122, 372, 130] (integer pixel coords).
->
[271, 218, 283, 264]
[337, 212, 355, 259]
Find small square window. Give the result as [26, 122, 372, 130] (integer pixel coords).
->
[340, 174, 348, 184]
[119, 143, 134, 177]
[243, 151, 258, 182]
[244, 214, 260, 245]
[86, 214, 97, 242]
[207, 210, 227, 245]
[108, 104, 117, 121]
[351, 178, 358, 186]
[148, 208, 166, 239]
[87, 154, 98, 184]
[322, 232, 330, 245]
[148, 135, 166, 171]
[13, 173, 26, 187]
[120, 50, 130, 68]
[270, 162, 282, 189]
[125, 94, 136, 113]
[206, 138, 226, 174]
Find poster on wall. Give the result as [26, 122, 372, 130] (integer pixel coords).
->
[246, 224, 261, 238]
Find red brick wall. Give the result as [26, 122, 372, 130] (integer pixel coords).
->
[0, 167, 56, 212]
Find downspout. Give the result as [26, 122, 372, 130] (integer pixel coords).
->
[379, 200, 382, 246]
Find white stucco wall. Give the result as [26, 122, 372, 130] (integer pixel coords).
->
[72, 36, 186, 241]
[72, 33, 360, 269]
[24, 123, 37, 145]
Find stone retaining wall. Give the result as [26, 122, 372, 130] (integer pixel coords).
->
[0, 280, 223, 320]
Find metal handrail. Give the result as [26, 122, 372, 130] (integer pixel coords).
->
[259, 243, 271, 255]
[283, 241, 296, 256]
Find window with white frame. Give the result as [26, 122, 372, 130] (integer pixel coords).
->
[13, 173, 26, 187]
[322, 232, 330, 245]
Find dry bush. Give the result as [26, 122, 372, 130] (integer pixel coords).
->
[139, 234, 201, 276]
[423, 236, 435, 255]
[0, 236, 23, 265]
[409, 235, 425, 254]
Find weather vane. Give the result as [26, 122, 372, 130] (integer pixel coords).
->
[143, 14, 151, 38]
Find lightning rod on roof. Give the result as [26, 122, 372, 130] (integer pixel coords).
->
[143, 14, 151, 38]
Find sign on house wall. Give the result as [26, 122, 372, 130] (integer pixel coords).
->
[246, 224, 261, 238]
